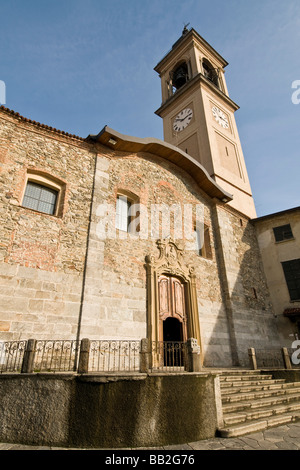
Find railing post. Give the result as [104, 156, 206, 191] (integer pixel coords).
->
[77, 338, 90, 374]
[282, 347, 292, 369]
[186, 338, 201, 372]
[21, 339, 36, 373]
[140, 338, 150, 373]
[248, 348, 257, 370]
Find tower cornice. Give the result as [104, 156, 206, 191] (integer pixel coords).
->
[154, 28, 228, 75]
[154, 72, 239, 117]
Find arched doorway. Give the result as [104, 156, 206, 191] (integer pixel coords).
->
[158, 275, 187, 367]
[163, 317, 183, 342]
[163, 317, 184, 367]
[146, 239, 202, 367]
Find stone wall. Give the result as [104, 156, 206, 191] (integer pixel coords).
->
[80, 146, 235, 366]
[212, 205, 280, 366]
[0, 110, 95, 340]
[0, 108, 280, 367]
[0, 373, 220, 448]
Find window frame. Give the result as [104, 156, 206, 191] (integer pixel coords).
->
[115, 190, 140, 235]
[22, 181, 58, 215]
[281, 259, 300, 301]
[21, 170, 66, 217]
[194, 223, 212, 260]
[273, 224, 294, 243]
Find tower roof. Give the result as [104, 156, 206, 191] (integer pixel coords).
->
[154, 27, 228, 74]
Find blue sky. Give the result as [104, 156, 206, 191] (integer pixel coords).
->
[1, 0, 299, 217]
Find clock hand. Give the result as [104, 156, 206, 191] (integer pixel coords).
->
[175, 115, 192, 122]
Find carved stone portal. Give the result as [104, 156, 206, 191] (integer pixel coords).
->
[145, 239, 202, 362]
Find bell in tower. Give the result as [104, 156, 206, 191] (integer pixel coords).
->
[172, 62, 189, 91]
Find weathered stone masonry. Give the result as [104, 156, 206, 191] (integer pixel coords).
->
[0, 108, 95, 340]
[0, 107, 281, 367]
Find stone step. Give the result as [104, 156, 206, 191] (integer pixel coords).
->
[220, 378, 285, 390]
[218, 412, 300, 438]
[216, 369, 263, 376]
[220, 373, 273, 382]
[221, 385, 300, 404]
[223, 392, 300, 415]
[217, 370, 300, 438]
[223, 401, 300, 426]
[221, 381, 300, 396]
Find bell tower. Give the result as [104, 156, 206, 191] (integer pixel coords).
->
[154, 27, 256, 219]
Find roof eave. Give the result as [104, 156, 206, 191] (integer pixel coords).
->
[86, 126, 233, 203]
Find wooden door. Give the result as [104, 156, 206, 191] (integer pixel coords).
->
[158, 275, 187, 342]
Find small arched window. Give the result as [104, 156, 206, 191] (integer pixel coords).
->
[171, 62, 189, 92]
[21, 170, 66, 217]
[23, 182, 58, 215]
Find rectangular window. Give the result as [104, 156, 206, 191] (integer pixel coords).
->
[194, 224, 212, 259]
[22, 182, 58, 215]
[116, 195, 131, 232]
[194, 228, 202, 255]
[282, 259, 300, 301]
[273, 224, 293, 242]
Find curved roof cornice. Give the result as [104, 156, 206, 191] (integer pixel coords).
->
[87, 126, 233, 203]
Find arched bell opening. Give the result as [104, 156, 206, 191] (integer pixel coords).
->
[202, 59, 219, 88]
[172, 62, 189, 91]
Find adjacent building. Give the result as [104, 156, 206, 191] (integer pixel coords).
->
[254, 207, 300, 345]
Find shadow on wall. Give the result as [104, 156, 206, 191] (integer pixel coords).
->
[202, 215, 281, 368]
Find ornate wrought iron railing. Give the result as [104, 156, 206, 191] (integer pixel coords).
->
[33, 340, 79, 372]
[150, 341, 186, 372]
[5, 339, 300, 375]
[0, 338, 196, 374]
[88, 340, 141, 372]
[0, 340, 27, 373]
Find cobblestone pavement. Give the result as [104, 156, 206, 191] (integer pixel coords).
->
[1, 422, 300, 450]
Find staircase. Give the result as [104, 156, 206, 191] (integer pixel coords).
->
[217, 370, 300, 438]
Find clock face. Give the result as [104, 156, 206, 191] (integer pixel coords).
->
[173, 108, 193, 132]
[212, 106, 229, 129]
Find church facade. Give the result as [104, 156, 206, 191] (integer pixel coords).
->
[0, 28, 294, 368]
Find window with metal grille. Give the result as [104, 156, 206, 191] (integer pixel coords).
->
[273, 224, 294, 242]
[282, 259, 300, 301]
[22, 181, 58, 215]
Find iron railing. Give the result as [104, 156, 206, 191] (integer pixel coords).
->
[89, 340, 141, 372]
[33, 340, 79, 372]
[0, 340, 27, 373]
[0, 338, 191, 374]
[150, 341, 186, 372]
[2, 339, 300, 374]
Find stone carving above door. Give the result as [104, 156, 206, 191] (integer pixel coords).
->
[145, 238, 195, 281]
